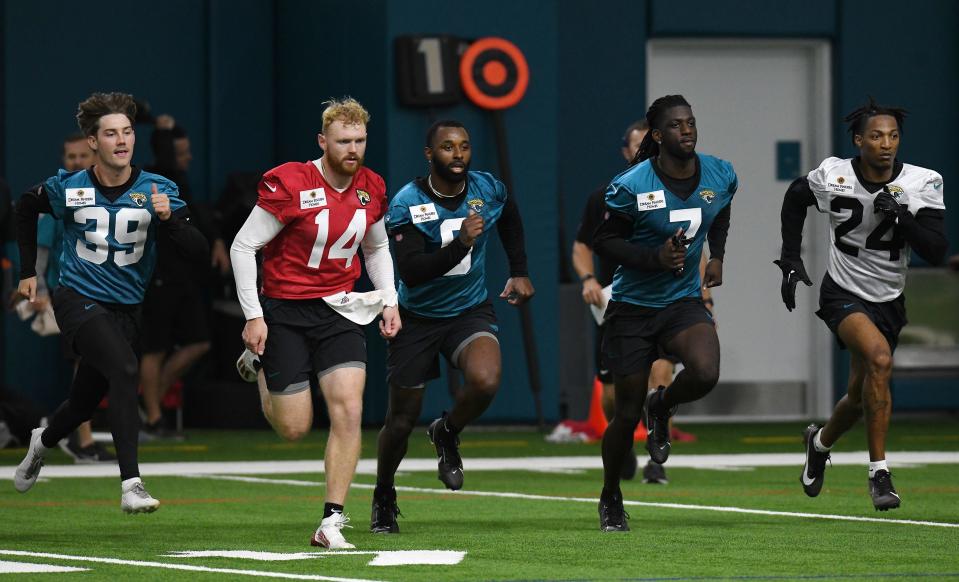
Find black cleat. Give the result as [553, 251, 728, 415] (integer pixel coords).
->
[869, 469, 901, 511]
[370, 486, 401, 533]
[800, 424, 830, 497]
[642, 460, 669, 484]
[620, 448, 638, 480]
[427, 414, 464, 490]
[644, 387, 676, 464]
[598, 489, 630, 532]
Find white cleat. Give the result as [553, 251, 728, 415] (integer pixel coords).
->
[14, 427, 48, 493]
[236, 349, 261, 383]
[121, 478, 160, 514]
[310, 512, 355, 549]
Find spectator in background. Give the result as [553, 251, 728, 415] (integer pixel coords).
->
[139, 114, 225, 438]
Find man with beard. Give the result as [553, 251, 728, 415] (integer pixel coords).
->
[370, 120, 534, 534]
[230, 97, 401, 549]
[776, 98, 946, 511]
[592, 95, 736, 532]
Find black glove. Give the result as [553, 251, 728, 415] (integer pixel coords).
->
[873, 188, 907, 219]
[670, 233, 692, 277]
[773, 258, 812, 312]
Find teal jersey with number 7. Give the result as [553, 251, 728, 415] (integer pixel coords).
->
[604, 154, 737, 308]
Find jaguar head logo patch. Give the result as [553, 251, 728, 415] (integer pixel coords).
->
[699, 189, 716, 204]
[356, 189, 371, 205]
[130, 192, 147, 207]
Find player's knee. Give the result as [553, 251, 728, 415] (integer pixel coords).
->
[330, 400, 363, 433]
[114, 356, 139, 386]
[688, 361, 720, 393]
[466, 368, 500, 398]
[866, 350, 893, 378]
[276, 423, 309, 442]
[613, 410, 642, 429]
[384, 410, 417, 437]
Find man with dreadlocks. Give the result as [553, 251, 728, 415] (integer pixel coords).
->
[592, 95, 736, 531]
[776, 98, 947, 511]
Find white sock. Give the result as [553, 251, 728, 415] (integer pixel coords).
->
[813, 429, 831, 453]
[121, 477, 143, 491]
[868, 460, 888, 478]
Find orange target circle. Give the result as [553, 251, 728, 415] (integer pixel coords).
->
[459, 37, 529, 110]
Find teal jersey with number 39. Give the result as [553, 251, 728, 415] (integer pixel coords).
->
[44, 168, 185, 304]
[605, 154, 737, 308]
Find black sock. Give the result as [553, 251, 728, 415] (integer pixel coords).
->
[374, 482, 394, 497]
[601, 485, 621, 500]
[323, 502, 344, 519]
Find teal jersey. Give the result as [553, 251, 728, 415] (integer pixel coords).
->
[36, 214, 63, 291]
[387, 171, 507, 317]
[605, 154, 737, 307]
[44, 168, 186, 304]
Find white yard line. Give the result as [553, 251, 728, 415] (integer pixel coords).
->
[2, 451, 959, 480]
[194, 474, 959, 530]
[0, 550, 382, 582]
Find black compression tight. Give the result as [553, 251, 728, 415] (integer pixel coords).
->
[660, 323, 721, 408]
[376, 385, 425, 488]
[601, 371, 647, 491]
[601, 322, 720, 491]
[41, 314, 141, 481]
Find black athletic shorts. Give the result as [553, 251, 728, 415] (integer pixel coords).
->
[260, 296, 367, 395]
[141, 279, 210, 353]
[53, 286, 141, 360]
[816, 273, 907, 353]
[594, 322, 613, 384]
[387, 301, 499, 388]
[601, 298, 713, 377]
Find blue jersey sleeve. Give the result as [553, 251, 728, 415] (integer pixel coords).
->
[604, 181, 637, 217]
[43, 173, 67, 219]
[154, 177, 186, 215]
[725, 161, 739, 196]
[386, 192, 413, 232]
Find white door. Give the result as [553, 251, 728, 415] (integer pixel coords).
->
[648, 39, 834, 419]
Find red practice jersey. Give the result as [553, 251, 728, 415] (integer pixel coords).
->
[257, 161, 387, 299]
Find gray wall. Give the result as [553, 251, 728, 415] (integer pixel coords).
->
[2, 0, 956, 419]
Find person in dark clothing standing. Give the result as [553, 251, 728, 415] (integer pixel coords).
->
[139, 114, 226, 437]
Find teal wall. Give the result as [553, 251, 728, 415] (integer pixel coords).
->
[2, 0, 957, 418]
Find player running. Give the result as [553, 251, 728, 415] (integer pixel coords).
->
[230, 97, 400, 548]
[776, 98, 947, 511]
[14, 92, 208, 512]
[592, 95, 736, 532]
[370, 120, 533, 534]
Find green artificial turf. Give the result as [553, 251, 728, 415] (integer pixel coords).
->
[1, 422, 957, 580]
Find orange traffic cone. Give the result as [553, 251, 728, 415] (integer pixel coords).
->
[587, 377, 650, 442]
[585, 377, 609, 438]
[633, 419, 648, 441]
